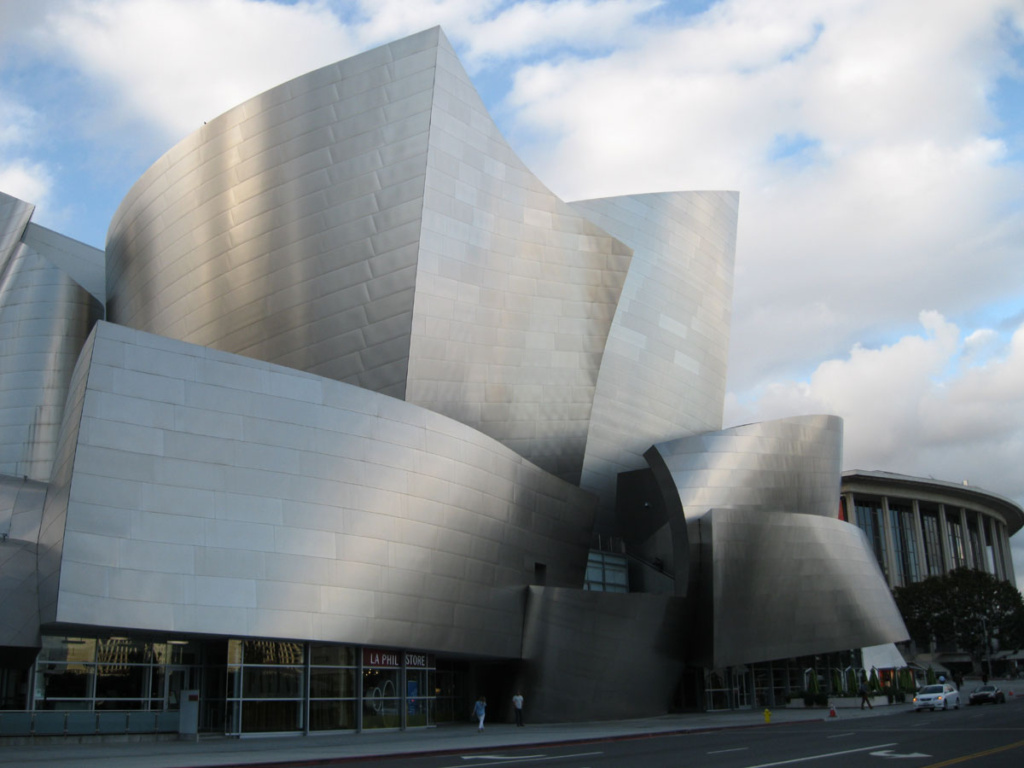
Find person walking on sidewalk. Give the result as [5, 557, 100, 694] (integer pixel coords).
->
[512, 691, 524, 726]
[473, 696, 487, 731]
[859, 681, 873, 710]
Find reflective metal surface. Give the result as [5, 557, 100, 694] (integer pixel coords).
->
[650, 414, 845, 521]
[0, 192, 33, 273]
[105, 28, 632, 483]
[0, 474, 47, 647]
[694, 508, 909, 667]
[0, 27, 953, 723]
[570, 192, 737, 527]
[0, 193, 104, 482]
[644, 416, 908, 665]
[520, 586, 687, 722]
[40, 321, 594, 656]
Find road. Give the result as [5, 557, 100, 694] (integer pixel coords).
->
[328, 698, 1024, 768]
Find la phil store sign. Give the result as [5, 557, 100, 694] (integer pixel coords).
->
[363, 648, 433, 668]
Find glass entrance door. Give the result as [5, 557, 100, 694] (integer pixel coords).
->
[165, 667, 190, 710]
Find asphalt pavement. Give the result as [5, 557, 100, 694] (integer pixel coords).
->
[2, 680, 1020, 768]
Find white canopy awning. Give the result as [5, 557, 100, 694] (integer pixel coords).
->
[862, 643, 907, 670]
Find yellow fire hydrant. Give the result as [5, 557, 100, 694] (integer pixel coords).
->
[764, 708, 772, 723]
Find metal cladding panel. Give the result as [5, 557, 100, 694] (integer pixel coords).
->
[570, 192, 737, 525]
[48, 322, 594, 656]
[703, 508, 909, 668]
[520, 586, 688, 722]
[106, 27, 633, 484]
[105, 29, 445, 399]
[651, 414, 844, 521]
[36, 327, 97, 626]
[22, 223, 106, 304]
[0, 475, 47, 647]
[404, 34, 633, 484]
[0, 243, 103, 481]
[0, 192, 34, 272]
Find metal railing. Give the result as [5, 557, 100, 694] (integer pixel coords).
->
[0, 710, 180, 737]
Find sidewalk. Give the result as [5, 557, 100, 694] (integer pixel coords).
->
[0, 704, 914, 768]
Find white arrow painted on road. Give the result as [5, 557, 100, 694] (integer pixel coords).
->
[870, 749, 932, 759]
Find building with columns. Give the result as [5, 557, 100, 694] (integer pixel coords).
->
[841, 471, 1021, 591]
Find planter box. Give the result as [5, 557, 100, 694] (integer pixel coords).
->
[831, 696, 888, 708]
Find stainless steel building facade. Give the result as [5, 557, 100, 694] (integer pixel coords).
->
[0, 27, 948, 734]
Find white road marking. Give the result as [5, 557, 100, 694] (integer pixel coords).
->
[446, 751, 603, 767]
[709, 747, 750, 754]
[742, 742, 898, 768]
[870, 749, 932, 759]
[461, 756, 545, 761]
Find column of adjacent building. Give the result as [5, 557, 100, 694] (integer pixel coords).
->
[937, 504, 953, 575]
[879, 496, 900, 587]
[999, 522, 1017, 584]
[959, 508, 974, 569]
[976, 510, 990, 574]
[911, 500, 927, 583]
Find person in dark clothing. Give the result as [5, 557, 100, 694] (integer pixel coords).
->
[859, 681, 873, 709]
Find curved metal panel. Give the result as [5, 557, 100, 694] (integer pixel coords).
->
[404, 40, 632, 483]
[0, 243, 103, 481]
[650, 414, 844, 521]
[47, 322, 595, 657]
[570, 192, 738, 524]
[0, 474, 47, 647]
[0, 192, 34, 274]
[106, 29, 444, 399]
[22, 223, 106, 304]
[520, 586, 687, 722]
[701, 508, 909, 667]
[36, 326, 97, 626]
[105, 29, 633, 483]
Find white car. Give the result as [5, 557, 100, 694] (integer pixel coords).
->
[913, 683, 960, 711]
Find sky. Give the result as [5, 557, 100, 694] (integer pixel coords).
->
[2, 0, 1024, 589]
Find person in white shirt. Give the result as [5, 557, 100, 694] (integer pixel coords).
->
[512, 691, 524, 726]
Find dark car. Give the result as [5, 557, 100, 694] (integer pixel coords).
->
[968, 685, 1006, 705]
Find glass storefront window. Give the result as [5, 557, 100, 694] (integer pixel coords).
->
[242, 640, 304, 665]
[96, 637, 148, 665]
[406, 669, 433, 727]
[310, 668, 356, 699]
[35, 635, 439, 735]
[36, 665, 93, 700]
[37, 637, 96, 664]
[309, 700, 357, 731]
[242, 667, 303, 699]
[96, 665, 147, 700]
[241, 700, 302, 733]
[310, 645, 356, 666]
[35, 635, 203, 717]
[363, 667, 401, 729]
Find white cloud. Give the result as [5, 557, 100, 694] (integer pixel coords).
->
[0, 160, 53, 208]
[724, 311, 1024, 589]
[501, 0, 1024, 394]
[36, 0, 361, 142]
[0, 93, 53, 212]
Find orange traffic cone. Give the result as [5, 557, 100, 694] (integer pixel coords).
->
[829, 703, 837, 718]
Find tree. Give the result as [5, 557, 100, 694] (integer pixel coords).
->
[893, 569, 1024, 673]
